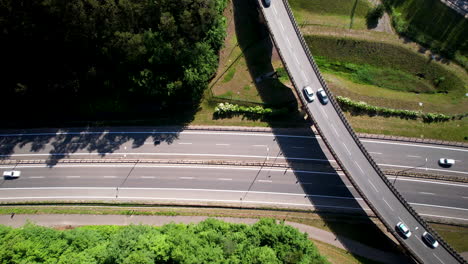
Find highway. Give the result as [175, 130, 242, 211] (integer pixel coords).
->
[257, 0, 465, 263]
[0, 164, 467, 222]
[1, 130, 467, 177]
[0, 129, 467, 223]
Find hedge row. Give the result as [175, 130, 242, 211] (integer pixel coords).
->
[214, 102, 288, 118]
[336, 96, 467, 122]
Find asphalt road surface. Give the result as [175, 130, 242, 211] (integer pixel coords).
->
[1, 130, 466, 177]
[0, 162, 467, 222]
[258, 0, 465, 263]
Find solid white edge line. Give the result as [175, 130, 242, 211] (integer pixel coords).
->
[0, 152, 335, 163]
[419, 213, 468, 221]
[410, 202, 468, 211]
[386, 177, 468, 188]
[1, 130, 466, 152]
[0, 165, 341, 175]
[361, 139, 468, 152]
[419, 192, 435, 195]
[379, 163, 468, 175]
[0, 131, 316, 139]
[0, 196, 369, 211]
[0, 187, 360, 200]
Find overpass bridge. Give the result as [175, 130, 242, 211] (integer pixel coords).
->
[255, 0, 466, 263]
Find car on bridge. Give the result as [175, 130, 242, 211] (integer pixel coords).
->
[302, 86, 315, 102]
[317, 88, 329, 105]
[263, 0, 271, 7]
[422, 231, 439, 248]
[396, 221, 412, 238]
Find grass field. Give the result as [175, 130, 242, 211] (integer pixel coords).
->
[290, 0, 372, 30]
[344, 113, 468, 142]
[305, 35, 466, 98]
[312, 239, 382, 264]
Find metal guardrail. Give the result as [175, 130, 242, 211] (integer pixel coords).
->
[262, 0, 466, 263]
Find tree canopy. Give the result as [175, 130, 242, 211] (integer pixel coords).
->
[0, 0, 228, 118]
[0, 218, 329, 263]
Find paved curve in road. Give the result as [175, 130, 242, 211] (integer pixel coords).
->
[257, 0, 465, 263]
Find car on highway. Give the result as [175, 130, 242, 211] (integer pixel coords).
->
[438, 158, 455, 167]
[396, 222, 412, 238]
[422, 231, 439, 248]
[263, 0, 271, 7]
[302, 86, 315, 102]
[317, 88, 329, 105]
[3, 170, 21, 179]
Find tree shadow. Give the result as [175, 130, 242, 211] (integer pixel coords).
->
[230, 0, 304, 126]
[0, 126, 189, 166]
[233, 0, 411, 261]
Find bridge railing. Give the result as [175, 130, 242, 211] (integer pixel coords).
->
[256, 0, 466, 263]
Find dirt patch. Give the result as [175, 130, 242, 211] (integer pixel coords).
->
[367, 0, 394, 33]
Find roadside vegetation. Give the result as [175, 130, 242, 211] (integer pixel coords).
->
[1, 206, 466, 261]
[382, 0, 468, 70]
[289, 0, 372, 30]
[0, 218, 329, 263]
[0, 0, 228, 126]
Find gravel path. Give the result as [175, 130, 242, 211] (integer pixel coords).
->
[0, 214, 410, 264]
[368, 0, 394, 33]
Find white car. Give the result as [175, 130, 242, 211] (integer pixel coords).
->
[3, 170, 21, 178]
[396, 222, 412, 238]
[302, 86, 315, 102]
[438, 158, 455, 167]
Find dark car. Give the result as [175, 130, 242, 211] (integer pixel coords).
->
[263, 0, 271, 7]
[422, 232, 439, 248]
[317, 88, 329, 105]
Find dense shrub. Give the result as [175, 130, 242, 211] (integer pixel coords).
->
[336, 96, 456, 122]
[0, 219, 329, 264]
[214, 102, 288, 118]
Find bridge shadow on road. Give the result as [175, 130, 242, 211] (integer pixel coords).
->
[233, 0, 411, 261]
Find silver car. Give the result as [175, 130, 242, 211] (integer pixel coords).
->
[302, 86, 315, 102]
